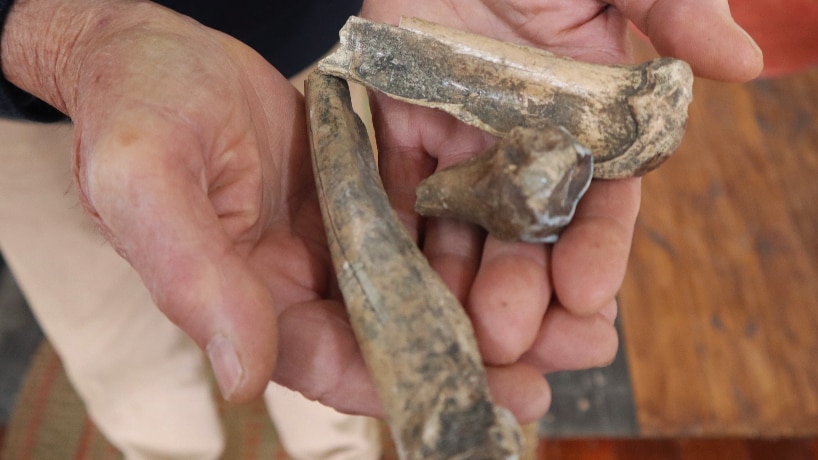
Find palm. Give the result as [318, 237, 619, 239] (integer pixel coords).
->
[246, 190, 334, 311]
[355, 0, 762, 420]
[364, 0, 628, 62]
[70, 13, 338, 401]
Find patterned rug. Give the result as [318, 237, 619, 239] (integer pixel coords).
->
[1, 340, 399, 460]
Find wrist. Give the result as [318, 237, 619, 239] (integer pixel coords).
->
[0, 0, 150, 116]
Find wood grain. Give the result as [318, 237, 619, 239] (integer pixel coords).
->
[536, 438, 818, 460]
[538, 439, 617, 460]
[619, 47, 818, 435]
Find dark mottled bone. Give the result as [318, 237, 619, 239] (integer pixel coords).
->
[415, 125, 593, 243]
[318, 16, 694, 179]
[305, 72, 524, 459]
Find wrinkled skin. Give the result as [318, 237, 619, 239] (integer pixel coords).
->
[0, 0, 762, 423]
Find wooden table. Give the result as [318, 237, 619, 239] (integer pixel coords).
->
[620, 60, 818, 436]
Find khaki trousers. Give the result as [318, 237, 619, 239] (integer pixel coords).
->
[0, 118, 380, 460]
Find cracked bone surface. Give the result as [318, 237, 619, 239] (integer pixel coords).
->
[415, 125, 594, 243]
[318, 16, 694, 179]
[306, 72, 524, 459]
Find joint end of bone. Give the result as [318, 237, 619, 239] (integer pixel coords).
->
[416, 126, 592, 242]
[594, 57, 694, 179]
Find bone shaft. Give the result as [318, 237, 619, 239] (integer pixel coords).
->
[306, 72, 523, 459]
[318, 17, 693, 179]
[318, 17, 636, 161]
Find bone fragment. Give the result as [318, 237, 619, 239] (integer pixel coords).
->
[318, 16, 694, 179]
[415, 125, 593, 243]
[306, 72, 524, 459]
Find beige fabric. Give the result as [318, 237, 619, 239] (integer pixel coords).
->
[0, 118, 380, 459]
[265, 384, 381, 460]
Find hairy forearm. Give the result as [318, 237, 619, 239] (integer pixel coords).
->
[1, 0, 151, 116]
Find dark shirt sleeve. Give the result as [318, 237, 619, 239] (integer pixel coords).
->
[0, 0, 362, 122]
[155, 0, 362, 78]
[0, 0, 68, 121]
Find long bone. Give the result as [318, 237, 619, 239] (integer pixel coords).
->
[305, 72, 524, 459]
[318, 16, 694, 179]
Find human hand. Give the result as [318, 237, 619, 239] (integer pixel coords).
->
[0, 0, 374, 406]
[1, 0, 764, 423]
[356, 0, 764, 421]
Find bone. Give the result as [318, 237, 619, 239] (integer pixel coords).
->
[305, 72, 525, 459]
[318, 16, 694, 179]
[415, 125, 593, 243]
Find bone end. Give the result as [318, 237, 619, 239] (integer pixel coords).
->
[416, 126, 593, 243]
[594, 58, 694, 179]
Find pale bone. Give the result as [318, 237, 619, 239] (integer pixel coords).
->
[305, 72, 524, 460]
[318, 16, 694, 179]
[415, 125, 593, 243]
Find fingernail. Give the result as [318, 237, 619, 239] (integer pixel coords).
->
[207, 335, 243, 399]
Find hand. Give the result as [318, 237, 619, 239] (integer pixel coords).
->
[1, 0, 764, 422]
[355, 0, 764, 421]
[1, 0, 363, 405]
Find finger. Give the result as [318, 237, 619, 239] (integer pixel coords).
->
[486, 363, 552, 424]
[609, 0, 763, 81]
[371, 95, 437, 241]
[468, 237, 551, 366]
[75, 114, 276, 403]
[520, 301, 619, 373]
[372, 94, 494, 241]
[600, 298, 619, 323]
[375, 99, 492, 315]
[275, 300, 554, 424]
[552, 178, 640, 316]
[422, 217, 484, 304]
[272, 299, 383, 417]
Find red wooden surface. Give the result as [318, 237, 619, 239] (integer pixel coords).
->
[537, 438, 818, 460]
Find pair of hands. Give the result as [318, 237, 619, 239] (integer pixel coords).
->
[1, 0, 762, 422]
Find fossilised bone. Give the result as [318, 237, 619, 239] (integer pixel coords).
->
[305, 72, 524, 459]
[318, 16, 694, 179]
[415, 125, 593, 243]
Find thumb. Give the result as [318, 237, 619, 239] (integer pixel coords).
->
[612, 0, 764, 81]
[74, 115, 277, 403]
